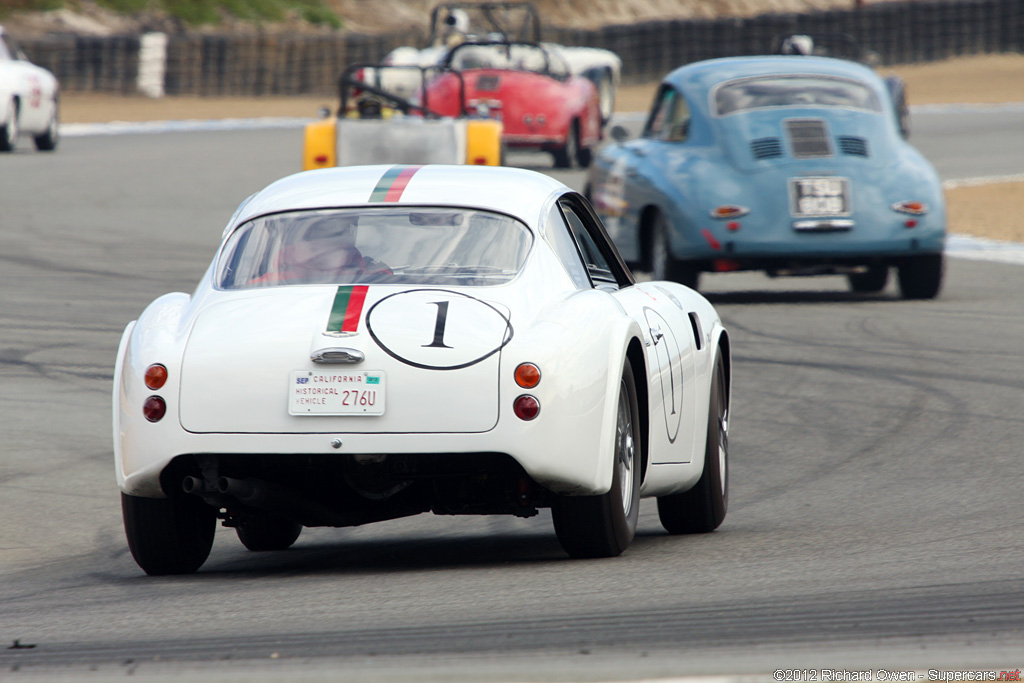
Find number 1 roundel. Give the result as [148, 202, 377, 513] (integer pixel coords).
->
[366, 289, 513, 370]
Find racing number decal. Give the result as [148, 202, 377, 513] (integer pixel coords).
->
[423, 301, 453, 349]
[367, 289, 513, 370]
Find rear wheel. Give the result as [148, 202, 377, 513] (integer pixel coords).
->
[897, 253, 944, 300]
[575, 141, 593, 169]
[0, 100, 19, 152]
[848, 265, 889, 293]
[122, 492, 216, 575]
[33, 98, 59, 152]
[649, 212, 699, 289]
[657, 353, 728, 534]
[552, 362, 641, 558]
[552, 121, 578, 169]
[235, 514, 302, 551]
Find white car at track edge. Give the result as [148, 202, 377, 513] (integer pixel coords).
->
[113, 164, 731, 575]
[0, 25, 59, 152]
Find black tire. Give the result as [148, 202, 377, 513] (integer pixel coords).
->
[897, 253, 944, 300]
[848, 265, 889, 293]
[552, 362, 641, 558]
[575, 142, 593, 169]
[657, 353, 728, 534]
[235, 514, 302, 551]
[33, 98, 59, 152]
[552, 121, 578, 169]
[649, 211, 700, 290]
[0, 100, 18, 152]
[122, 492, 216, 575]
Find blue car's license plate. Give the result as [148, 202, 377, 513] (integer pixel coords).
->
[789, 177, 851, 217]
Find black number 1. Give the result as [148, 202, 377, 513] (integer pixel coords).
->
[423, 301, 453, 348]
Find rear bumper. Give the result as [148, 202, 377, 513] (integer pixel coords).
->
[677, 229, 946, 272]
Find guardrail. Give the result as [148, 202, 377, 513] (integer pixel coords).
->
[18, 0, 1023, 96]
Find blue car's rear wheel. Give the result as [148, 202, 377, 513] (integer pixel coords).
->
[122, 492, 216, 575]
[552, 362, 641, 558]
[650, 212, 699, 289]
[897, 253, 944, 299]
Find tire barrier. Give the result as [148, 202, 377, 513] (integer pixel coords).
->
[17, 0, 1023, 95]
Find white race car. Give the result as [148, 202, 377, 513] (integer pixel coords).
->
[113, 164, 731, 575]
[0, 26, 59, 152]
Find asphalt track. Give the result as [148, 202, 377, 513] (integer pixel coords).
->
[1, 108, 1023, 681]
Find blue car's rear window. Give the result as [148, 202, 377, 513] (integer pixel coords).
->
[714, 75, 882, 115]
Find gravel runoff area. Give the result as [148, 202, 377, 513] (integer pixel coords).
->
[59, 54, 1024, 243]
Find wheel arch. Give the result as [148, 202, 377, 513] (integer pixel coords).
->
[625, 336, 651, 485]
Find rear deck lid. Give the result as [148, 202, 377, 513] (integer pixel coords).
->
[178, 287, 510, 434]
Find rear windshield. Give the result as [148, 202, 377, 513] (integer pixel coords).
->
[217, 207, 532, 289]
[713, 75, 882, 115]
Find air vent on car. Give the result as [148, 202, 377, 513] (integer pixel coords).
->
[785, 119, 833, 158]
[838, 136, 869, 157]
[750, 137, 783, 159]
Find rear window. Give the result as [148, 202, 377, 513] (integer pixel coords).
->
[713, 75, 882, 115]
[217, 207, 532, 289]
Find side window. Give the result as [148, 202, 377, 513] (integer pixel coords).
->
[666, 93, 690, 142]
[559, 204, 618, 289]
[644, 86, 676, 138]
[544, 204, 591, 289]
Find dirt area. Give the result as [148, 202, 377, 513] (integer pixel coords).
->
[59, 53, 1024, 244]
[4, 0, 892, 36]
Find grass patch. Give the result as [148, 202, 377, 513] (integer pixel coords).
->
[1, 0, 342, 29]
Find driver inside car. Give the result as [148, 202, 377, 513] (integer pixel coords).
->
[253, 214, 391, 285]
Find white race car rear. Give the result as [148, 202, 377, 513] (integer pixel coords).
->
[114, 165, 731, 574]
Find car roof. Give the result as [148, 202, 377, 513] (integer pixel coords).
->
[232, 164, 569, 229]
[665, 55, 882, 97]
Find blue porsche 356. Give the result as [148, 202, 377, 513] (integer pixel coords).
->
[586, 55, 945, 299]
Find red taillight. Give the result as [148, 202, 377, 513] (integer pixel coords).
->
[143, 396, 167, 422]
[472, 156, 487, 165]
[710, 205, 749, 219]
[315, 154, 329, 165]
[892, 200, 927, 215]
[726, 221, 740, 231]
[513, 395, 540, 421]
[145, 363, 168, 390]
[514, 363, 541, 389]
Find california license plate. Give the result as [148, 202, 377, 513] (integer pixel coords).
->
[790, 177, 851, 217]
[288, 370, 385, 416]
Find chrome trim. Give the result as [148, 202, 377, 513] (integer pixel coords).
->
[311, 347, 365, 364]
[792, 219, 855, 232]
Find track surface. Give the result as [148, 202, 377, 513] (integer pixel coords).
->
[1, 112, 1023, 680]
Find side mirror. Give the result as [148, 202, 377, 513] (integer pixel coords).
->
[610, 125, 630, 143]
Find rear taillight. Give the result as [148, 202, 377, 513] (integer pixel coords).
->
[145, 363, 167, 390]
[513, 395, 540, 421]
[892, 200, 927, 215]
[143, 396, 167, 422]
[514, 363, 541, 389]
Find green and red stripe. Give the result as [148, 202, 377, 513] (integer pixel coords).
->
[370, 165, 423, 203]
[327, 285, 369, 333]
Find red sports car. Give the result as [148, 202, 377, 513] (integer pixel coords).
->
[425, 40, 602, 168]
